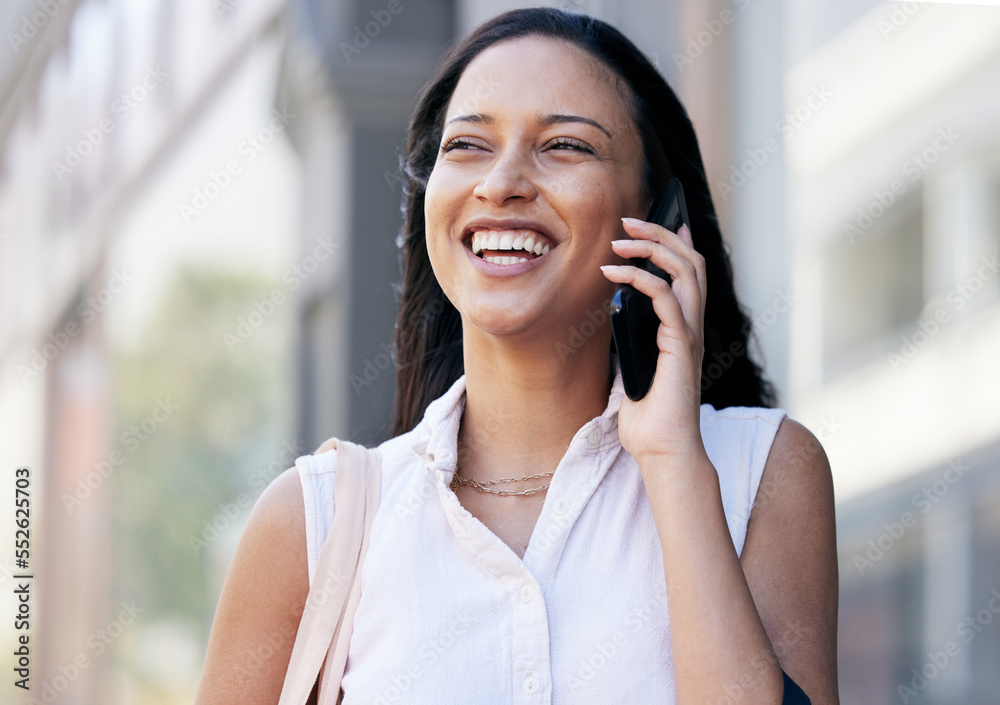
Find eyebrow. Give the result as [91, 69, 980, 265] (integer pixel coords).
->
[445, 112, 613, 139]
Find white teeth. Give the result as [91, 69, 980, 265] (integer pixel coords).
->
[469, 229, 552, 257]
[484, 255, 529, 265]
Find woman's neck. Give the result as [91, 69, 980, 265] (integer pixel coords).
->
[457, 332, 614, 483]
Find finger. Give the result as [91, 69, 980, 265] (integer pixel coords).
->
[609, 237, 706, 313]
[620, 219, 707, 304]
[600, 264, 694, 347]
[621, 217, 697, 258]
[678, 222, 692, 244]
[610, 238, 697, 286]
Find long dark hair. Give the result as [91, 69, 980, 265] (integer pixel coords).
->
[391, 7, 778, 436]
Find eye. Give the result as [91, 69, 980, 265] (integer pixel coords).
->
[440, 137, 485, 153]
[547, 138, 595, 154]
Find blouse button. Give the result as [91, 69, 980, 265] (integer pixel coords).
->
[587, 427, 602, 446]
[520, 584, 534, 603]
[552, 499, 569, 515]
[522, 674, 540, 694]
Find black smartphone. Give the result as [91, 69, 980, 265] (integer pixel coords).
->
[610, 177, 690, 401]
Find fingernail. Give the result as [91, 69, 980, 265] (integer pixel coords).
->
[600, 265, 622, 272]
[621, 217, 642, 226]
[610, 239, 631, 246]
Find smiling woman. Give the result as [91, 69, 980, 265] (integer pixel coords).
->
[195, 8, 839, 705]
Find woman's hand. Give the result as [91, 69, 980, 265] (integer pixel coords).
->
[600, 217, 708, 468]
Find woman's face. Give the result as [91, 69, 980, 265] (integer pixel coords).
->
[424, 35, 649, 342]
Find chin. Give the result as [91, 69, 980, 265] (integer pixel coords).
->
[461, 304, 545, 339]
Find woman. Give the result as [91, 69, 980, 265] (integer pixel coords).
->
[196, 8, 838, 704]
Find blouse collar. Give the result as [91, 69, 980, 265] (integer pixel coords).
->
[412, 354, 624, 472]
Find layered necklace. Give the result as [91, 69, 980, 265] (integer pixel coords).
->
[449, 468, 554, 497]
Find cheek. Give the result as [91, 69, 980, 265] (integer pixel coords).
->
[422, 172, 469, 301]
[549, 177, 620, 246]
[546, 168, 627, 218]
[424, 165, 470, 230]
[423, 171, 454, 253]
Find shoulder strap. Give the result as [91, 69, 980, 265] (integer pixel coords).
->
[278, 439, 383, 705]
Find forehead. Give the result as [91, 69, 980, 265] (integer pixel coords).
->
[445, 35, 636, 136]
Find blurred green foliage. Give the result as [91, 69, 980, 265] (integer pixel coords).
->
[110, 267, 294, 635]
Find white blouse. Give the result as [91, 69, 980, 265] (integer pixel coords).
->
[296, 356, 787, 704]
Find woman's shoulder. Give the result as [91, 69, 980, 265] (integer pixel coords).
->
[753, 414, 834, 512]
[195, 467, 308, 704]
[697, 403, 830, 483]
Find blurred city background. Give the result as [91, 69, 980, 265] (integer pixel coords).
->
[1, 0, 998, 703]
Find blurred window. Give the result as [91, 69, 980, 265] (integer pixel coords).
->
[822, 190, 923, 378]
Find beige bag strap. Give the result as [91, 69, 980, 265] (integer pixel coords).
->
[278, 439, 382, 705]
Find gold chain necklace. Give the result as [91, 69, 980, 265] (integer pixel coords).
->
[450, 468, 554, 496]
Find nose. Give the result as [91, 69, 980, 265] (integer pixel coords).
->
[472, 146, 539, 205]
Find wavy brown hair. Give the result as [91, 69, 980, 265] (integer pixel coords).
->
[390, 8, 777, 437]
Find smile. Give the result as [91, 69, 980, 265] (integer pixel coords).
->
[470, 229, 551, 265]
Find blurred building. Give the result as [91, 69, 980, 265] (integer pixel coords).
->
[784, 4, 1000, 704]
[0, 0, 297, 702]
[2, 0, 1000, 704]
